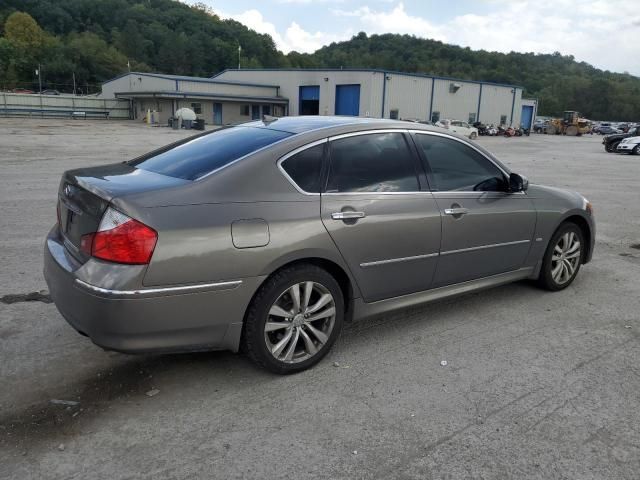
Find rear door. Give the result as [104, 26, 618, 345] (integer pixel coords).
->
[413, 132, 536, 287]
[320, 131, 441, 302]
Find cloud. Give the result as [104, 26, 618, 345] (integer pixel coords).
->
[211, 0, 640, 73]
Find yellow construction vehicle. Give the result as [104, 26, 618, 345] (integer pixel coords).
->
[545, 111, 591, 136]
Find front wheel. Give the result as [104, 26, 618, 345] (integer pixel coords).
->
[537, 223, 584, 291]
[243, 264, 344, 374]
[470, 132, 478, 140]
[633, 145, 639, 155]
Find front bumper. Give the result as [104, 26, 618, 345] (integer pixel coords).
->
[616, 143, 636, 152]
[44, 227, 264, 354]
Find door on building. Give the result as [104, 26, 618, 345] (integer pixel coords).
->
[521, 105, 534, 130]
[213, 102, 222, 125]
[262, 105, 271, 116]
[299, 86, 320, 115]
[335, 84, 360, 116]
[251, 105, 260, 120]
[321, 131, 441, 302]
[412, 132, 536, 288]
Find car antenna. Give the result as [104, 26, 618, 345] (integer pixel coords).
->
[262, 115, 278, 125]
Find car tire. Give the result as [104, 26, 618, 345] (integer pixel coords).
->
[611, 141, 620, 153]
[470, 132, 478, 139]
[604, 143, 613, 153]
[633, 145, 639, 155]
[243, 264, 344, 374]
[537, 222, 584, 291]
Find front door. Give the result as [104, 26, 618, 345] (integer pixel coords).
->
[413, 132, 536, 287]
[321, 131, 441, 302]
[251, 105, 260, 120]
[213, 102, 222, 125]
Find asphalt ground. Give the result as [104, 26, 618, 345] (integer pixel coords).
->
[1, 119, 639, 479]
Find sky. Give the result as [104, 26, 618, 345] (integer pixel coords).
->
[186, 0, 640, 76]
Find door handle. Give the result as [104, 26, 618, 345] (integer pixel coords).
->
[331, 211, 366, 220]
[444, 207, 469, 216]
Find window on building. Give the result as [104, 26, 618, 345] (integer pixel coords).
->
[389, 109, 399, 120]
[468, 113, 476, 124]
[273, 105, 285, 117]
[414, 134, 507, 192]
[240, 105, 250, 116]
[190, 103, 202, 115]
[281, 143, 325, 193]
[500, 115, 508, 125]
[431, 111, 440, 123]
[326, 133, 418, 193]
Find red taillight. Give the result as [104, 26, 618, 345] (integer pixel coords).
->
[81, 207, 157, 264]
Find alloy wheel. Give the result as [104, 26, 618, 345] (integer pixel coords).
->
[551, 231, 581, 285]
[264, 281, 336, 363]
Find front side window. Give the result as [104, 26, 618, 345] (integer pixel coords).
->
[280, 143, 324, 193]
[326, 132, 418, 193]
[415, 134, 507, 192]
[190, 103, 202, 115]
[130, 126, 291, 180]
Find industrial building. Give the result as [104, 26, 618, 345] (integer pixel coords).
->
[100, 72, 289, 125]
[99, 69, 536, 128]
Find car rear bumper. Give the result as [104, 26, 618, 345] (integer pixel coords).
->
[44, 226, 264, 354]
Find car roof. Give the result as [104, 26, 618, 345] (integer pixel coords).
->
[238, 115, 440, 134]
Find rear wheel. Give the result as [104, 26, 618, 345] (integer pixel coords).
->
[470, 132, 478, 139]
[243, 264, 344, 374]
[633, 145, 639, 155]
[566, 126, 578, 136]
[611, 141, 621, 153]
[537, 223, 584, 291]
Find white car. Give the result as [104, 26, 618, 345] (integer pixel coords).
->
[440, 119, 479, 139]
[616, 136, 640, 154]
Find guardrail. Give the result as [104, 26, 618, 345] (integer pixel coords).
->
[0, 92, 130, 119]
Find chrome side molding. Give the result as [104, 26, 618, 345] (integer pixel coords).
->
[75, 278, 243, 298]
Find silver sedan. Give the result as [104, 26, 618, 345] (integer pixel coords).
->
[45, 116, 595, 373]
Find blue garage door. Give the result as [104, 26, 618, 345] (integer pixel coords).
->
[521, 105, 534, 130]
[335, 84, 360, 116]
[299, 86, 320, 115]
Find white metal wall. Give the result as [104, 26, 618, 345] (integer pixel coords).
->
[431, 79, 481, 124]
[479, 85, 519, 126]
[101, 75, 174, 98]
[383, 74, 431, 121]
[177, 80, 277, 97]
[215, 70, 386, 117]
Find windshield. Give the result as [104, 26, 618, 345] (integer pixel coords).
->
[130, 126, 292, 180]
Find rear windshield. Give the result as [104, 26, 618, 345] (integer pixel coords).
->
[130, 126, 292, 180]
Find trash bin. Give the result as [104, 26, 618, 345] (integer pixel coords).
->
[193, 119, 205, 130]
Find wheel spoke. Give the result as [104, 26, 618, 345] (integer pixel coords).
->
[289, 284, 301, 313]
[564, 259, 575, 276]
[561, 233, 570, 251]
[552, 262, 563, 281]
[554, 245, 563, 255]
[265, 321, 291, 332]
[283, 328, 300, 361]
[307, 306, 335, 322]
[567, 241, 581, 254]
[269, 305, 291, 318]
[271, 328, 294, 357]
[565, 250, 581, 260]
[304, 323, 328, 345]
[299, 328, 318, 356]
[302, 281, 313, 311]
[306, 293, 332, 314]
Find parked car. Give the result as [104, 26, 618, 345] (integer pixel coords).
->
[533, 120, 548, 133]
[12, 88, 34, 94]
[603, 126, 640, 152]
[598, 126, 622, 135]
[44, 117, 595, 374]
[616, 136, 640, 154]
[447, 120, 479, 139]
[41, 89, 61, 95]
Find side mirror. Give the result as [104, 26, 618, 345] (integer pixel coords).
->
[509, 173, 529, 192]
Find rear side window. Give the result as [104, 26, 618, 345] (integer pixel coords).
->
[130, 126, 291, 180]
[326, 132, 418, 193]
[280, 143, 325, 193]
[415, 134, 506, 192]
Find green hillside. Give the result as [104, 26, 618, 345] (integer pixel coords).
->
[1, 0, 638, 119]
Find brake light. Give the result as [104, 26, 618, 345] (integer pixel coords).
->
[80, 207, 157, 264]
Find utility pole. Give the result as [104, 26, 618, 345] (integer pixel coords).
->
[238, 44, 241, 69]
[72, 72, 76, 95]
[36, 64, 42, 93]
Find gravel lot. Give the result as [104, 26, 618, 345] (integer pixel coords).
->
[1, 119, 639, 479]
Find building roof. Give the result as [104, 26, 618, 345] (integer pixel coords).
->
[103, 72, 281, 89]
[113, 90, 288, 103]
[212, 68, 524, 90]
